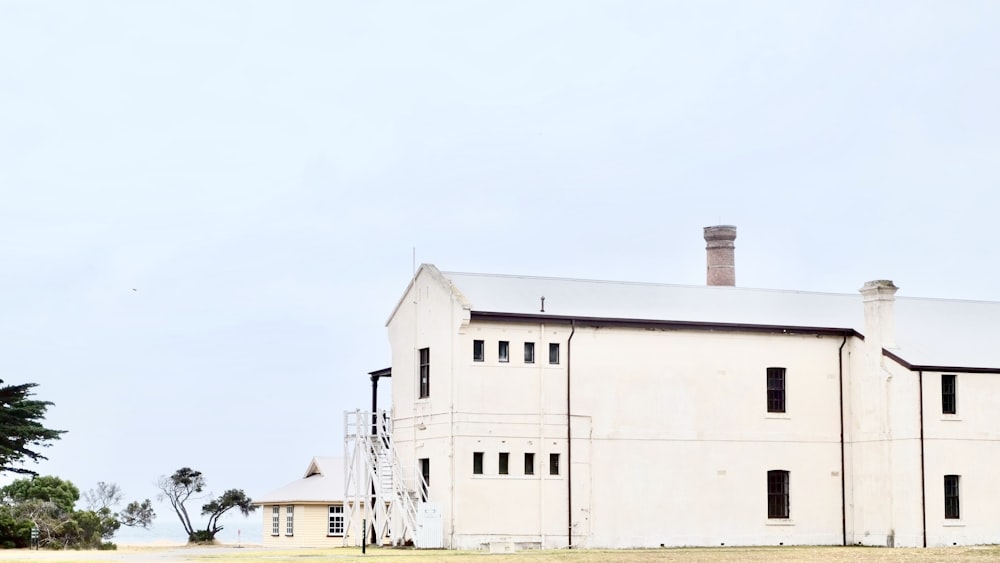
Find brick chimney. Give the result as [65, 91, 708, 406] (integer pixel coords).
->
[704, 225, 737, 286]
[860, 280, 898, 347]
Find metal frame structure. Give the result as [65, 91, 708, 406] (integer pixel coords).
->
[343, 409, 426, 547]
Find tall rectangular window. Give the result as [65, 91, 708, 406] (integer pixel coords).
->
[473, 452, 484, 475]
[499, 452, 509, 475]
[549, 453, 560, 475]
[942, 374, 957, 415]
[767, 367, 786, 413]
[767, 470, 790, 519]
[499, 341, 510, 363]
[418, 348, 430, 399]
[524, 342, 535, 364]
[549, 343, 560, 365]
[524, 453, 535, 475]
[285, 505, 294, 536]
[473, 340, 484, 362]
[328, 505, 344, 536]
[419, 458, 430, 501]
[271, 506, 280, 536]
[944, 475, 961, 519]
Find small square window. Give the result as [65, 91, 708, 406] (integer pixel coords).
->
[499, 452, 509, 475]
[473, 452, 483, 475]
[524, 342, 535, 364]
[549, 453, 560, 475]
[942, 374, 957, 415]
[499, 341, 509, 363]
[473, 340, 484, 362]
[524, 453, 535, 475]
[549, 343, 560, 365]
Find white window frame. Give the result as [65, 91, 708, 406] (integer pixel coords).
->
[328, 505, 345, 536]
[285, 505, 294, 536]
[271, 505, 280, 536]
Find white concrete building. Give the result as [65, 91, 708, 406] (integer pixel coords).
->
[373, 226, 1000, 549]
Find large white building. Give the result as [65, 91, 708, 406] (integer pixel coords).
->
[364, 226, 1000, 550]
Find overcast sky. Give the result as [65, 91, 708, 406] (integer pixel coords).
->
[1, 0, 998, 539]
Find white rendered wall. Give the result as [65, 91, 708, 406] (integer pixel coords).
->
[391, 277, 853, 549]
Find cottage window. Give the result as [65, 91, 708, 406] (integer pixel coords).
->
[418, 348, 430, 399]
[524, 453, 535, 475]
[473, 340, 484, 362]
[328, 505, 344, 536]
[942, 374, 957, 415]
[271, 506, 280, 536]
[499, 452, 509, 475]
[767, 470, 790, 519]
[473, 452, 484, 475]
[285, 505, 294, 536]
[549, 343, 560, 365]
[499, 341, 510, 363]
[549, 453, 560, 475]
[944, 475, 961, 519]
[767, 367, 786, 413]
[524, 342, 535, 364]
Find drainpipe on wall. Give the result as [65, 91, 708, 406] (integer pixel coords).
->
[919, 370, 927, 548]
[566, 320, 576, 549]
[838, 335, 848, 547]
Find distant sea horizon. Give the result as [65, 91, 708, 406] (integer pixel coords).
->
[113, 514, 262, 546]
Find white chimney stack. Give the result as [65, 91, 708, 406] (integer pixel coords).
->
[860, 279, 898, 348]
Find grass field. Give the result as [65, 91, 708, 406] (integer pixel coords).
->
[206, 545, 1000, 563]
[3, 545, 1000, 562]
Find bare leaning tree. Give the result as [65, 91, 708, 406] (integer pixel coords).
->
[156, 467, 256, 543]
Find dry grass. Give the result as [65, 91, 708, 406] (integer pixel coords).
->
[3, 545, 1000, 563]
[194, 545, 1000, 563]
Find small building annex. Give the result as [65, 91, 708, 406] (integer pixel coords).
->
[255, 457, 351, 548]
[362, 225, 1000, 550]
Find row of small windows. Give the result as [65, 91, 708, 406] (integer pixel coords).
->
[472, 451, 561, 476]
[424, 352, 960, 416]
[474, 340, 560, 365]
[270, 505, 345, 537]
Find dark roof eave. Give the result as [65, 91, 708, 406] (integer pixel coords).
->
[470, 311, 864, 339]
[882, 348, 1000, 374]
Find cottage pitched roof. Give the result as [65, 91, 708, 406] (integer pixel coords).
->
[255, 456, 344, 504]
[427, 267, 1000, 371]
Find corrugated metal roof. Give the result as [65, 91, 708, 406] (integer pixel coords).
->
[440, 269, 1000, 370]
[255, 456, 343, 504]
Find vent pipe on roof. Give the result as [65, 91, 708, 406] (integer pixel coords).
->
[704, 225, 737, 286]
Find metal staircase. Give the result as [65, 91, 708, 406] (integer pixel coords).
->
[344, 409, 427, 547]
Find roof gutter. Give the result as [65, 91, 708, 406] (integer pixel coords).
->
[471, 312, 863, 339]
[882, 349, 1000, 374]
